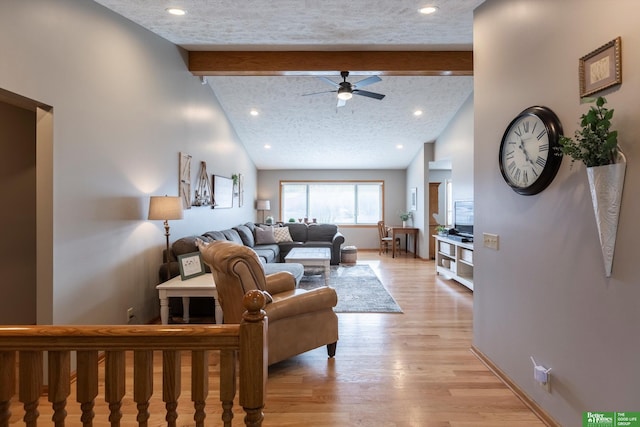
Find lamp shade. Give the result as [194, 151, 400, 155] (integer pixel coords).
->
[256, 200, 271, 210]
[148, 196, 184, 221]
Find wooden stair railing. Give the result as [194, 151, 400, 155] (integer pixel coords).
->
[0, 290, 268, 427]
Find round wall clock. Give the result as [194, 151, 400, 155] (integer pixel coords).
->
[498, 106, 563, 196]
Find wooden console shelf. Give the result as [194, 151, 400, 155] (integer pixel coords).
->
[434, 235, 474, 291]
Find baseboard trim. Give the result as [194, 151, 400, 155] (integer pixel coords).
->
[470, 345, 560, 427]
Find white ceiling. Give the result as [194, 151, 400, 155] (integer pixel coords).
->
[94, 0, 483, 169]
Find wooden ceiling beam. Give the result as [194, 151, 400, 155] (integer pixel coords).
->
[188, 51, 473, 76]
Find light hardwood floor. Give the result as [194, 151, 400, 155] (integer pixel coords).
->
[10, 251, 544, 426]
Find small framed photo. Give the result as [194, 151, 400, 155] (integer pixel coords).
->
[579, 37, 622, 98]
[177, 252, 206, 280]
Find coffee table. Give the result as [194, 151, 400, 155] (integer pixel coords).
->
[285, 247, 331, 286]
[156, 273, 222, 325]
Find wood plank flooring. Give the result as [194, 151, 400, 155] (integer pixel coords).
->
[9, 251, 544, 426]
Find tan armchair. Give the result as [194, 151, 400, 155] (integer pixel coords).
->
[199, 240, 338, 365]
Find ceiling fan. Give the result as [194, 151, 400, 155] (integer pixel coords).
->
[303, 71, 386, 107]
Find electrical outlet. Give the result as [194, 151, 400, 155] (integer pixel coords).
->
[483, 233, 499, 250]
[539, 372, 552, 393]
[127, 307, 134, 323]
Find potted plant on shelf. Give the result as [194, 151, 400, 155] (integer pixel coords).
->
[436, 225, 448, 236]
[554, 96, 625, 277]
[399, 212, 412, 228]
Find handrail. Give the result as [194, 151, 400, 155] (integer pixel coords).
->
[0, 289, 268, 427]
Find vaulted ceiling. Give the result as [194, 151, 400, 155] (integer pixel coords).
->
[94, 0, 484, 169]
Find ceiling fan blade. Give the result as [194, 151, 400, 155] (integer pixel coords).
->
[302, 90, 337, 96]
[353, 75, 381, 88]
[353, 89, 385, 100]
[337, 97, 347, 108]
[317, 76, 340, 87]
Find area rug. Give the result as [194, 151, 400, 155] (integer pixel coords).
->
[298, 264, 403, 313]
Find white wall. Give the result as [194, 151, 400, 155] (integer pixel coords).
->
[434, 93, 474, 202]
[256, 169, 406, 250]
[474, 1, 640, 424]
[406, 144, 434, 258]
[0, 0, 256, 324]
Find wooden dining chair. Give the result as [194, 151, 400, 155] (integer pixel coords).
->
[377, 221, 400, 255]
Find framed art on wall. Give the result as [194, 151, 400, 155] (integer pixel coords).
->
[212, 174, 233, 208]
[579, 37, 622, 98]
[410, 187, 417, 211]
[179, 152, 192, 209]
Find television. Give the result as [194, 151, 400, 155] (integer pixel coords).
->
[454, 200, 474, 237]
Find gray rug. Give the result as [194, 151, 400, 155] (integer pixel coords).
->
[298, 264, 403, 313]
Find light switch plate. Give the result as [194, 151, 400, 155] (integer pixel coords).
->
[483, 233, 499, 250]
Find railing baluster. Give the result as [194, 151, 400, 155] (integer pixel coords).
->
[76, 350, 98, 427]
[48, 351, 70, 427]
[162, 350, 181, 427]
[191, 350, 208, 427]
[0, 351, 16, 427]
[105, 351, 125, 427]
[19, 351, 43, 427]
[219, 349, 236, 427]
[133, 350, 153, 427]
[240, 290, 267, 427]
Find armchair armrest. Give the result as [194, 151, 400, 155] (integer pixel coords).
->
[265, 287, 338, 322]
[264, 271, 296, 294]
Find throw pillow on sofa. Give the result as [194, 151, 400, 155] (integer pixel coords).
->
[273, 226, 293, 243]
[255, 225, 277, 244]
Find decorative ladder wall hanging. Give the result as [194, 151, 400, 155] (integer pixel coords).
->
[193, 161, 213, 207]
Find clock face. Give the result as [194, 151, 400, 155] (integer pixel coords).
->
[498, 106, 563, 196]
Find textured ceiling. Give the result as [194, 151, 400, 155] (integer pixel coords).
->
[94, 0, 484, 169]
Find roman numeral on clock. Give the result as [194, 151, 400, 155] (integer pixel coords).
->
[536, 156, 546, 168]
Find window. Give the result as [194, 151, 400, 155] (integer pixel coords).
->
[281, 181, 383, 225]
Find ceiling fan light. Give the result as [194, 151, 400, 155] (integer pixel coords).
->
[337, 90, 352, 100]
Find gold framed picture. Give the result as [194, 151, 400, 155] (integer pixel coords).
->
[579, 37, 621, 98]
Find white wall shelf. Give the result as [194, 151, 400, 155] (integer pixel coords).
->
[434, 235, 474, 291]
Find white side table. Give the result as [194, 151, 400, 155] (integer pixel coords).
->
[156, 274, 222, 325]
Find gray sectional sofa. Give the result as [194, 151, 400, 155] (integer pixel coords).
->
[159, 221, 345, 320]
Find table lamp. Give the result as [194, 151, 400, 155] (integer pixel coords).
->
[257, 199, 271, 223]
[148, 195, 184, 281]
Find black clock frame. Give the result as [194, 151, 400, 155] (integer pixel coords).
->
[498, 106, 563, 196]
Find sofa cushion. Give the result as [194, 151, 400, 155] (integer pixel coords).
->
[222, 228, 244, 245]
[203, 230, 226, 241]
[308, 223, 338, 241]
[172, 236, 208, 257]
[285, 223, 308, 242]
[234, 225, 255, 247]
[273, 226, 294, 243]
[255, 226, 277, 244]
[254, 245, 278, 263]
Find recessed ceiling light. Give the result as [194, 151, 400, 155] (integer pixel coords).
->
[250, 109, 259, 116]
[166, 8, 186, 16]
[396, 144, 404, 149]
[264, 144, 272, 149]
[413, 110, 423, 116]
[419, 6, 439, 15]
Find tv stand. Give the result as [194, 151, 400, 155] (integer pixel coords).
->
[434, 235, 474, 291]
